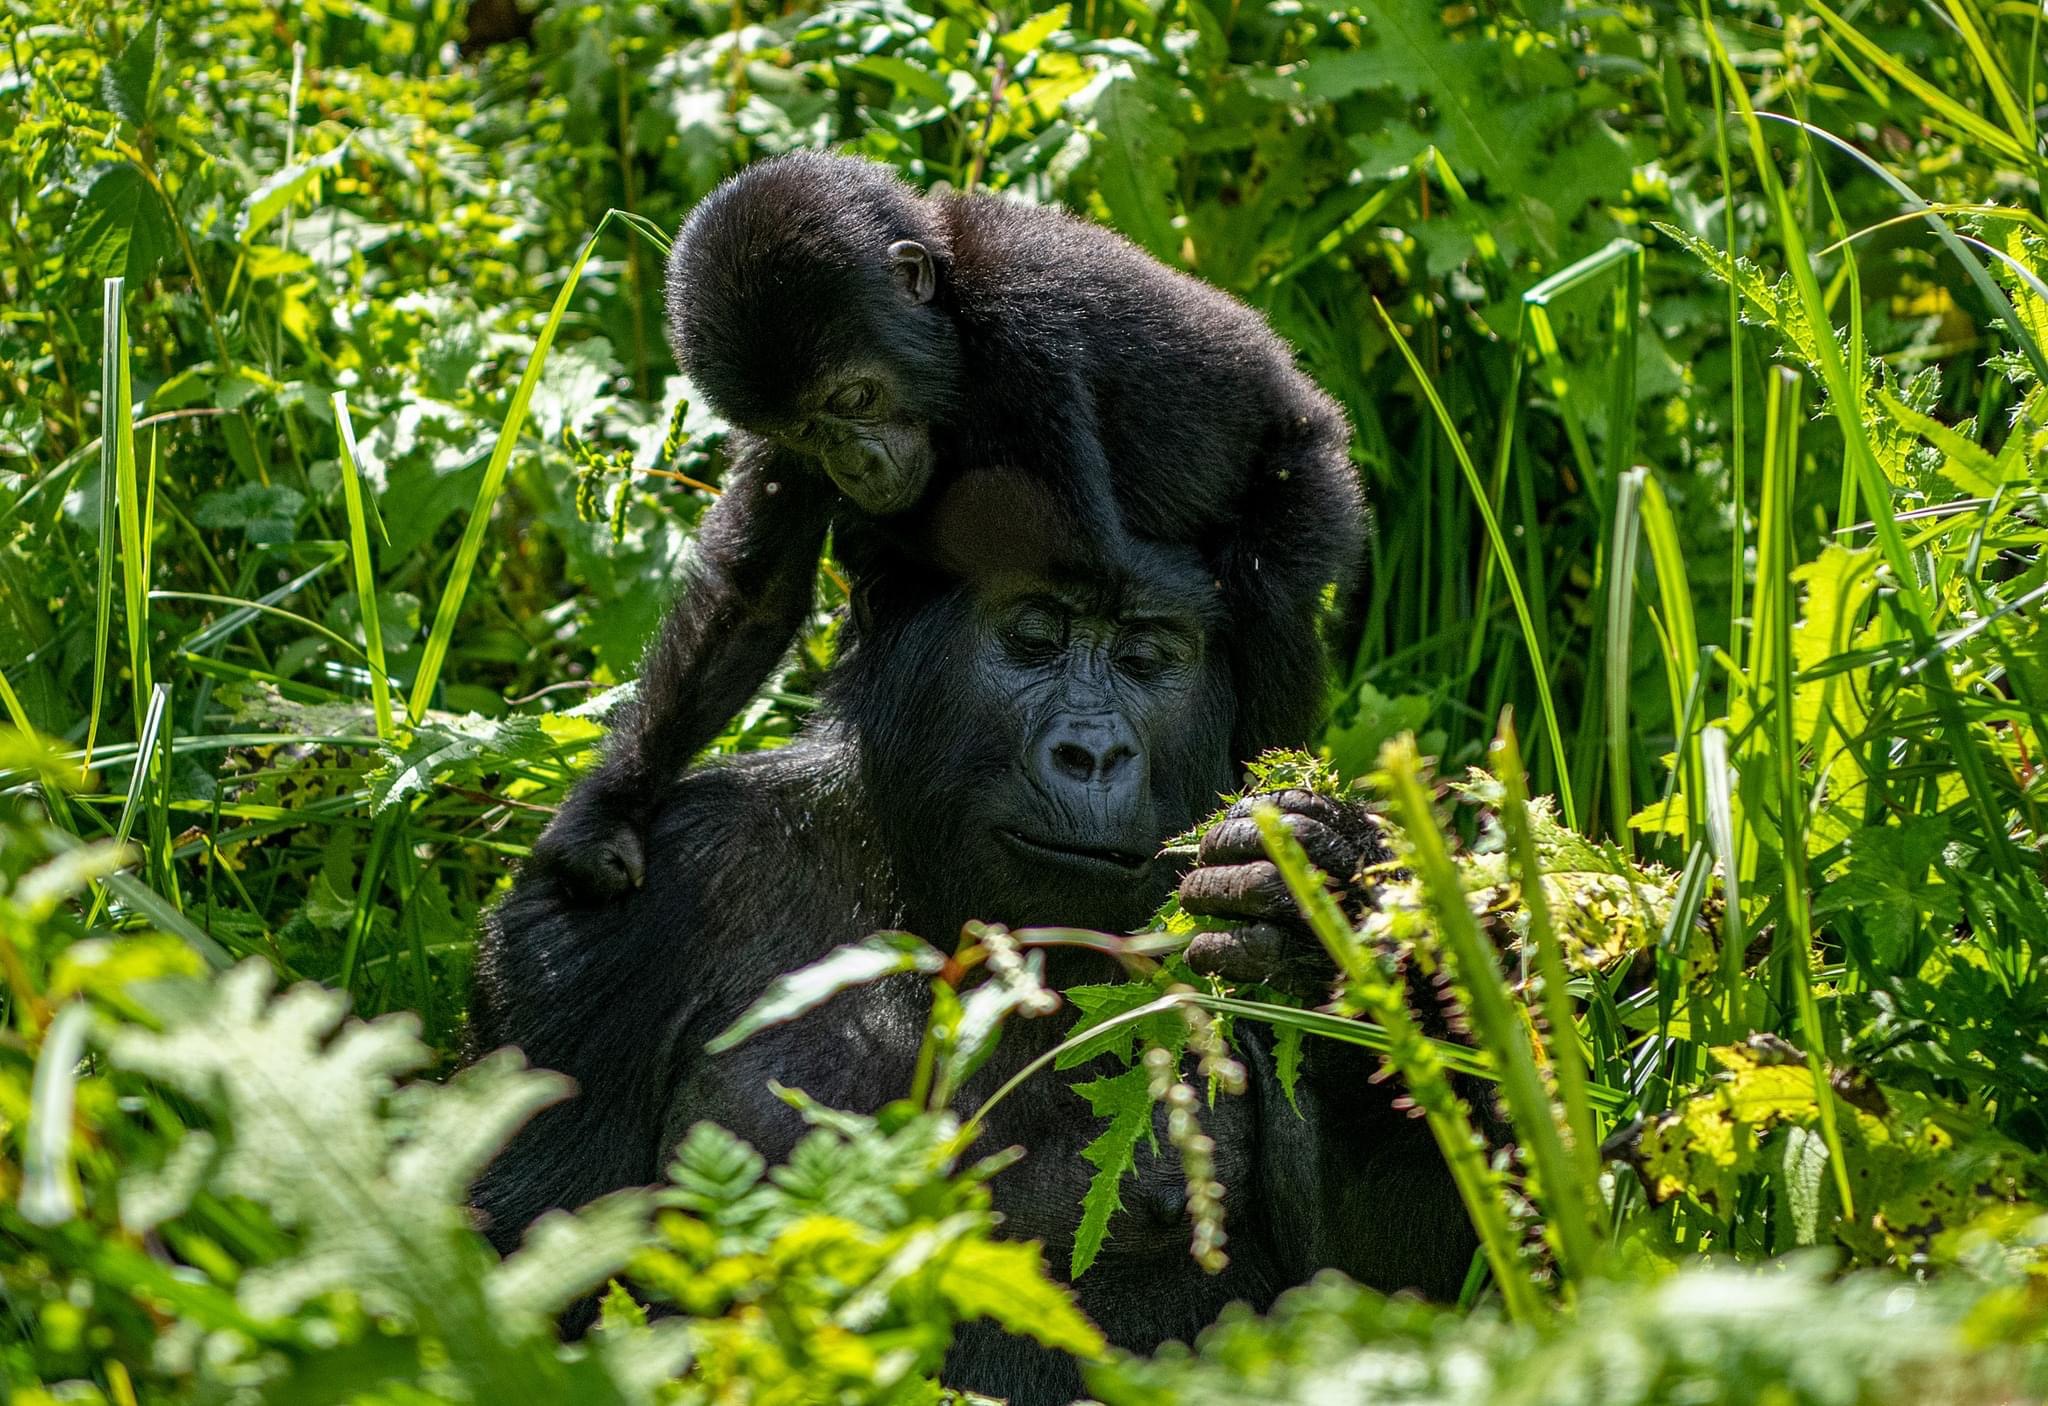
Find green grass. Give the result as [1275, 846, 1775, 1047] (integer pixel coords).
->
[4, 0, 2048, 1400]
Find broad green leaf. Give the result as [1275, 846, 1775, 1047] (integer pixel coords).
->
[103, 14, 162, 126]
[192, 483, 306, 544]
[65, 165, 173, 281]
[1075, 63, 1183, 261]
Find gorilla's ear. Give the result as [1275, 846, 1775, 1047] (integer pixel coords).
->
[888, 240, 937, 305]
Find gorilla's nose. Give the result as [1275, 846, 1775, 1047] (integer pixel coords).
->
[1038, 715, 1137, 789]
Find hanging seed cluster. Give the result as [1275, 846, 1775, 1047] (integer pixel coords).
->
[564, 426, 634, 542]
[1142, 1028, 1235, 1275]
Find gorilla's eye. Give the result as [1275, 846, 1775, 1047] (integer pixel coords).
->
[1117, 630, 1191, 681]
[1000, 606, 1064, 658]
[825, 380, 880, 417]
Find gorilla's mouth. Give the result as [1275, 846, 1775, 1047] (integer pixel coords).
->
[999, 829, 1153, 875]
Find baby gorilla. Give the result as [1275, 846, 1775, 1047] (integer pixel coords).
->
[534, 151, 1364, 896]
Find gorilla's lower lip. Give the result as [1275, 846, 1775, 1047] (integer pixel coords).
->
[999, 830, 1152, 873]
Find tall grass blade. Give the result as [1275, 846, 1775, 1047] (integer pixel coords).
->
[1606, 470, 1644, 844]
[1803, 0, 2031, 163]
[1252, 792, 1547, 1318]
[88, 279, 127, 768]
[1373, 297, 1576, 828]
[1492, 717, 1606, 1238]
[84, 682, 169, 929]
[1702, 727, 1745, 1038]
[332, 393, 397, 738]
[1757, 366, 1855, 1216]
[1637, 473, 1702, 842]
[1376, 736, 1601, 1286]
[1766, 114, 2048, 387]
[1702, 13, 1927, 624]
[411, 230, 604, 723]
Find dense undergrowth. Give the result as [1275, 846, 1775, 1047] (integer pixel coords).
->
[5, 0, 2048, 1400]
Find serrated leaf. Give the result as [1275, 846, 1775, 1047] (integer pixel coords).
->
[1274, 1022, 1304, 1116]
[937, 1238, 1106, 1357]
[367, 712, 553, 812]
[65, 164, 173, 282]
[1057, 980, 1182, 1070]
[1070, 1064, 1153, 1278]
[1879, 392, 2008, 497]
[707, 932, 946, 1053]
[489, 1188, 655, 1320]
[103, 14, 162, 126]
[665, 1121, 767, 1211]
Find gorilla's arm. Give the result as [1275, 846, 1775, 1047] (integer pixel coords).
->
[1179, 789, 1478, 1299]
[530, 441, 832, 898]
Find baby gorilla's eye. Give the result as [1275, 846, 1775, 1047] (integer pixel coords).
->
[824, 380, 880, 417]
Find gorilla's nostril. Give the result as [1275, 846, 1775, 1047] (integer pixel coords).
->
[1051, 741, 1096, 781]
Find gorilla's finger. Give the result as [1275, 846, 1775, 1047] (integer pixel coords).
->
[1186, 924, 1293, 982]
[1222, 788, 1346, 825]
[1179, 859, 1293, 920]
[1198, 813, 1355, 875]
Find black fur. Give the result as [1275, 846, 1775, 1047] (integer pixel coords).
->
[470, 556, 1469, 1405]
[531, 151, 1365, 899]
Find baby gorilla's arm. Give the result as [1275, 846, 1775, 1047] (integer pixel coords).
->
[530, 448, 832, 898]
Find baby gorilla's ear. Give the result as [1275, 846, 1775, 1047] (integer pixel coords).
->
[888, 240, 937, 304]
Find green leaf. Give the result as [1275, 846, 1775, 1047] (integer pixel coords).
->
[1274, 1021, 1304, 1115]
[665, 1121, 767, 1212]
[192, 483, 306, 544]
[1057, 980, 1182, 1070]
[1812, 819, 1959, 971]
[103, 14, 162, 126]
[65, 165, 173, 281]
[1879, 391, 2009, 497]
[367, 712, 552, 813]
[999, 5, 1070, 56]
[1070, 1064, 1153, 1278]
[1077, 63, 1184, 261]
[937, 1239, 1106, 1358]
[237, 140, 351, 245]
[707, 932, 946, 1054]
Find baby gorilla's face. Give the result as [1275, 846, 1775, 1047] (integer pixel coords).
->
[778, 365, 934, 515]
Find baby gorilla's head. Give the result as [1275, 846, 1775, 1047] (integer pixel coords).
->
[666, 152, 963, 514]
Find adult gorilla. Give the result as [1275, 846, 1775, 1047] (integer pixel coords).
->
[470, 546, 1471, 1402]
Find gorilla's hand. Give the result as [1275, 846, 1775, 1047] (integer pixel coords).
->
[528, 764, 650, 900]
[1178, 789, 1388, 993]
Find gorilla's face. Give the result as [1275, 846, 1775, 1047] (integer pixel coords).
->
[841, 562, 1236, 936]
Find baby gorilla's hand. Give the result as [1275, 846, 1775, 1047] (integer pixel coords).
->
[1177, 788, 1388, 994]
[528, 765, 650, 901]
